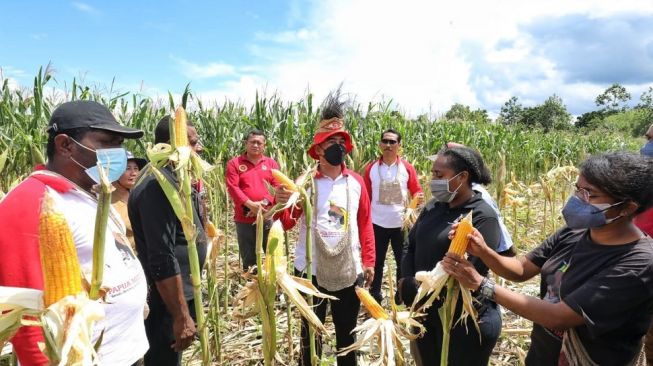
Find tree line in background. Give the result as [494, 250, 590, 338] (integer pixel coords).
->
[443, 83, 653, 136]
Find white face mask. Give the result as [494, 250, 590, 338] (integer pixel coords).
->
[429, 172, 463, 203]
[70, 138, 127, 183]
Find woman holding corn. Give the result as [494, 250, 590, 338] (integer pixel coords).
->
[400, 145, 502, 365]
[444, 152, 653, 366]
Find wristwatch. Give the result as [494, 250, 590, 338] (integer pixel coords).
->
[478, 277, 496, 301]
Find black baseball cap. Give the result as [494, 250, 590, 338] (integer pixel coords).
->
[47, 100, 144, 139]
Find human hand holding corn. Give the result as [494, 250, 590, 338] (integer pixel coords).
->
[448, 224, 490, 258]
[442, 254, 484, 291]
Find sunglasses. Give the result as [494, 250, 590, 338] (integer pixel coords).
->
[381, 139, 398, 145]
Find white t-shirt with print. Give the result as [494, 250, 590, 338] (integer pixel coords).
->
[48, 187, 149, 365]
[294, 174, 363, 275]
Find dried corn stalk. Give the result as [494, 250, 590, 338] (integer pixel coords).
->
[338, 287, 424, 366]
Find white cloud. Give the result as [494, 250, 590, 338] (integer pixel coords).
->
[72, 2, 100, 15]
[171, 56, 237, 79]
[185, 0, 653, 117]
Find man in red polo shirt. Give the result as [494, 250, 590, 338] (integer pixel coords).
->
[225, 129, 280, 270]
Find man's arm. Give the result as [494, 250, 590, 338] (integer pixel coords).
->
[363, 162, 374, 203]
[225, 159, 250, 207]
[135, 180, 196, 352]
[154, 275, 196, 351]
[404, 160, 423, 196]
[353, 174, 375, 286]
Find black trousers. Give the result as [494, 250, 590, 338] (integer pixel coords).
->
[296, 270, 360, 366]
[413, 302, 502, 366]
[235, 221, 270, 270]
[143, 288, 196, 366]
[370, 224, 404, 301]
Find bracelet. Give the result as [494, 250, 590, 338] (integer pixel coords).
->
[478, 277, 496, 301]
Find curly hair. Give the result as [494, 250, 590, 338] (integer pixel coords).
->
[438, 146, 492, 185]
[580, 152, 653, 214]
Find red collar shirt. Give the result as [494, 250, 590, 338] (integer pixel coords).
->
[225, 154, 280, 223]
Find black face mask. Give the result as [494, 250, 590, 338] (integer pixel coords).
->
[324, 143, 346, 166]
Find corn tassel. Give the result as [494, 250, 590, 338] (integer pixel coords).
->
[356, 287, 389, 320]
[39, 192, 82, 307]
[447, 211, 473, 257]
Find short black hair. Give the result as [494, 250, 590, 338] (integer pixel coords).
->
[245, 129, 266, 141]
[438, 146, 492, 185]
[46, 127, 90, 159]
[154, 115, 195, 144]
[381, 128, 402, 144]
[580, 152, 653, 214]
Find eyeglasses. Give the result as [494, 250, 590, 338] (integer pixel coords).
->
[645, 134, 653, 141]
[381, 139, 398, 145]
[574, 187, 592, 203]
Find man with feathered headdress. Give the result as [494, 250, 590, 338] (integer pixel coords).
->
[276, 89, 375, 366]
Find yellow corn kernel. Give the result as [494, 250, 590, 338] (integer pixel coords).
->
[408, 195, 420, 209]
[271, 169, 298, 192]
[447, 211, 474, 257]
[173, 106, 189, 148]
[205, 221, 219, 238]
[356, 286, 389, 320]
[39, 193, 83, 307]
[264, 221, 285, 271]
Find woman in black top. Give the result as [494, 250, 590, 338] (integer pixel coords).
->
[444, 152, 653, 366]
[400, 146, 502, 365]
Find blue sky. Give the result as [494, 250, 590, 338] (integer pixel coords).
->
[2, 0, 653, 117]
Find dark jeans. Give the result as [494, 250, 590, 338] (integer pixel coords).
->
[235, 221, 270, 270]
[295, 270, 360, 366]
[143, 287, 196, 366]
[370, 224, 404, 302]
[413, 302, 502, 366]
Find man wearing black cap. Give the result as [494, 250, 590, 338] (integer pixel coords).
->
[0, 100, 150, 365]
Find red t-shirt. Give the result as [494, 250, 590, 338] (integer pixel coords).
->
[225, 154, 280, 223]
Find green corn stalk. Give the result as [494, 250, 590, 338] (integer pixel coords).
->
[300, 181, 318, 366]
[255, 212, 278, 365]
[437, 277, 459, 366]
[89, 164, 112, 300]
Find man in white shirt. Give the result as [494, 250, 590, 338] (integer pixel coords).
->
[363, 129, 423, 303]
[0, 100, 149, 365]
[276, 90, 375, 366]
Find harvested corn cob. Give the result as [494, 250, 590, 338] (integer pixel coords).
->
[172, 106, 189, 148]
[271, 169, 298, 192]
[356, 286, 389, 320]
[447, 211, 473, 256]
[39, 192, 82, 307]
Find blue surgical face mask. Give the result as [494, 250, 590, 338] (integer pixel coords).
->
[641, 141, 653, 157]
[561, 195, 623, 229]
[429, 172, 463, 203]
[70, 139, 127, 183]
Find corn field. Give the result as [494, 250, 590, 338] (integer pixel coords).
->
[0, 68, 642, 365]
